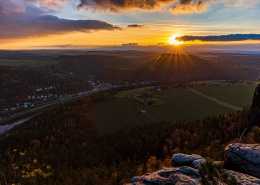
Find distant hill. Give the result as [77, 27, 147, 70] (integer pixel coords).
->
[0, 50, 55, 61]
[56, 54, 221, 83]
[0, 66, 88, 105]
[84, 50, 160, 65]
[56, 55, 136, 82]
[133, 54, 219, 82]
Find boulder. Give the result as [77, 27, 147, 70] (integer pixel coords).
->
[225, 143, 260, 178]
[172, 153, 205, 169]
[130, 167, 201, 185]
[226, 170, 260, 185]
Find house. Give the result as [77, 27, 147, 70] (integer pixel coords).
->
[143, 99, 155, 105]
[23, 102, 32, 108]
[131, 93, 143, 99]
[10, 107, 16, 111]
[48, 93, 53, 97]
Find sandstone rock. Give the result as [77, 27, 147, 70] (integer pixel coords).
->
[130, 167, 201, 185]
[226, 170, 260, 185]
[172, 153, 205, 169]
[131, 176, 142, 182]
[225, 143, 260, 178]
[243, 84, 260, 135]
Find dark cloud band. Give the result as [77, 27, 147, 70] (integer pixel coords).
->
[0, 15, 120, 39]
[176, 34, 260, 42]
[0, 0, 120, 39]
[127, 24, 146, 28]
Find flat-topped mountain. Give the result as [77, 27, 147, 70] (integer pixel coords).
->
[134, 54, 218, 81]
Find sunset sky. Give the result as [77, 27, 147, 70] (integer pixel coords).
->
[1, 0, 260, 49]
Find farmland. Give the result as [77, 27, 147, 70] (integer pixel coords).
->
[90, 84, 257, 133]
[193, 85, 257, 107]
[0, 59, 59, 67]
[115, 86, 154, 98]
[90, 98, 152, 133]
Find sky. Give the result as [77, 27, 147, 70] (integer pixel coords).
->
[1, 0, 260, 49]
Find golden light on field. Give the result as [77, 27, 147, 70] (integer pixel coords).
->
[168, 34, 184, 45]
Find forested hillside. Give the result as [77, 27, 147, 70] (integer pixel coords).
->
[0, 66, 88, 108]
[135, 54, 219, 81]
[56, 55, 135, 83]
[0, 91, 252, 184]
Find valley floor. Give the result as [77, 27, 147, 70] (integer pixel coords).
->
[91, 84, 257, 133]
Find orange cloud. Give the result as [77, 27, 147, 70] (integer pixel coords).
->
[77, 0, 257, 13]
[78, 0, 173, 11]
[171, 0, 207, 13]
[40, 0, 67, 11]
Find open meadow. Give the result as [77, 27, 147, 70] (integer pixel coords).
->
[90, 84, 257, 133]
[90, 98, 152, 133]
[193, 85, 257, 107]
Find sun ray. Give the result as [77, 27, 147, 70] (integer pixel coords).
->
[168, 34, 184, 45]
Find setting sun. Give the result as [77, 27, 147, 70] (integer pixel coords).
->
[168, 34, 184, 45]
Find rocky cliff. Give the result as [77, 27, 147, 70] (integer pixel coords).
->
[244, 84, 260, 134]
[225, 143, 260, 179]
[129, 145, 260, 184]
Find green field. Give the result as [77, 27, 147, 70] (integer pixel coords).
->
[146, 88, 235, 122]
[90, 85, 257, 133]
[90, 98, 152, 133]
[193, 85, 256, 107]
[0, 59, 59, 67]
[115, 86, 154, 98]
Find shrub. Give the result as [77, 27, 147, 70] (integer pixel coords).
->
[249, 126, 260, 143]
[199, 160, 237, 185]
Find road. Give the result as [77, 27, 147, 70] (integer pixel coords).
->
[0, 91, 93, 126]
[0, 116, 34, 135]
[0, 83, 153, 133]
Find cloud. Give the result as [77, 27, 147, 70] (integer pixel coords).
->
[1, 15, 120, 39]
[0, 0, 120, 39]
[0, 0, 66, 14]
[176, 34, 260, 42]
[38, 0, 67, 11]
[77, 0, 257, 13]
[78, 0, 173, 11]
[170, 0, 208, 13]
[127, 24, 147, 28]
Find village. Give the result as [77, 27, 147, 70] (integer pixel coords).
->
[0, 78, 114, 121]
[0, 78, 258, 121]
